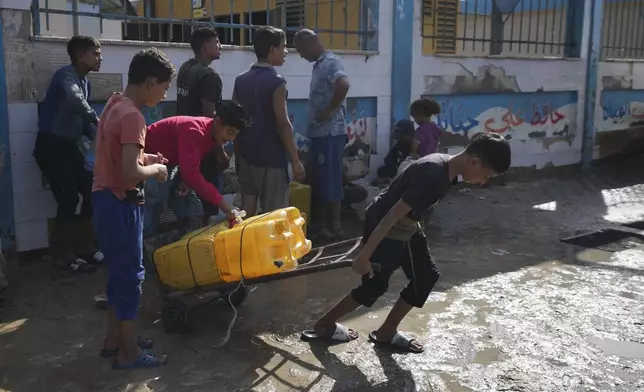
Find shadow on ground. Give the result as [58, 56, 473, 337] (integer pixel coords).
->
[2, 155, 644, 391]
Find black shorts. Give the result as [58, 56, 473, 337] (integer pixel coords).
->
[351, 210, 440, 308]
[33, 133, 93, 223]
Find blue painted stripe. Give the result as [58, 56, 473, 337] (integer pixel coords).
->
[0, 14, 15, 250]
[460, 0, 626, 15]
[582, 0, 603, 169]
[391, 0, 414, 133]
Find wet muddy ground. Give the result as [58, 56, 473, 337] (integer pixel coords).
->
[2, 159, 644, 392]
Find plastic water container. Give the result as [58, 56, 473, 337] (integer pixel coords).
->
[289, 182, 311, 234]
[153, 222, 230, 290]
[235, 206, 309, 250]
[214, 209, 311, 282]
[154, 208, 312, 289]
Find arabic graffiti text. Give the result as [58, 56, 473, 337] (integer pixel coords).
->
[430, 92, 576, 137]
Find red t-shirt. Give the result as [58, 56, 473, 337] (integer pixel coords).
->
[93, 94, 146, 199]
[145, 116, 223, 206]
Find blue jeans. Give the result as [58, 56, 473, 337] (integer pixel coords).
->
[310, 135, 345, 203]
[92, 189, 144, 321]
[143, 166, 203, 236]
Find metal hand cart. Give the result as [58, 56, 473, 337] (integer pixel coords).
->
[144, 223, 362, 334]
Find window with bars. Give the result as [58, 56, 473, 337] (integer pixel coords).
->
[32, 0, 378, 52]
[422, 0, 459, 55]
[421, 0, 579, 58]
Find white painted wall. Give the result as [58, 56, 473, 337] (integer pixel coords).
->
[37, 0, 122, 39]
[4, 2, 393, 252]
[412, 0, 591, 169]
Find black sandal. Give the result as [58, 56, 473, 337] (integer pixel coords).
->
[79, 250, 105, 265]
[68, 257, 96, 273]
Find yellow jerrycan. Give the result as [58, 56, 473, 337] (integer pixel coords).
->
[213, 212, 312, 282]
[153, 221, 230, 290]
[232, 206, 311, 260]
[289, 182, 311, 234]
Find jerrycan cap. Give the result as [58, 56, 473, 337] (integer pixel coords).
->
[274, 219, 289, 233]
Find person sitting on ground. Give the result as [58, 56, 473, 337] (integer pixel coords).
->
[342, 175, 368, 209]
[33, 35, 104, 273]
[301, 132, 511, 353]
[342, 136, 369, 209]
[142, 102, 250, 238]
[410, 98, 443, 157]
[377, 119, 416, 179]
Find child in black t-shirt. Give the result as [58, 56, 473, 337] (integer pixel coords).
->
[302, 132, 511, 353]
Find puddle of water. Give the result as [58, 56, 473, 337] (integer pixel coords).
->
[472, 347, 502, 364]
[575, 248, 613, 264]
[617, 290, 644, 301]
[587, 337, 644, 359]
[437, 372, 475, 392]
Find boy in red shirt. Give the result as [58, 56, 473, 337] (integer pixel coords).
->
[143, 102, 250, 236]
[92, 48, 175, 369]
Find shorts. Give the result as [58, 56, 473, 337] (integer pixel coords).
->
[310, 135, 345, 203]
[33, 133, 93, 223]
[237, 154, 289, 212]
[350, 213, 440, 308]
[143, 166, 203, 236]
[92, 189, 145, 321]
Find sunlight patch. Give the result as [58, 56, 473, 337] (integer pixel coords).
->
[0, 318, 27, 335]
[532, 201, 557, 211]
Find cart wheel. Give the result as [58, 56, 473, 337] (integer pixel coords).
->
[225, 286, 248, 307]
[161, 300, 191, 334]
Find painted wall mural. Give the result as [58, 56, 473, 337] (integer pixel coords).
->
[287, 97, 377, 179]
[85, 96, 378, 178]
[598, 89, 644, 133]
[423, 91, 578, 147]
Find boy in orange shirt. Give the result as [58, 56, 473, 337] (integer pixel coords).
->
[92, 48, 175, 369]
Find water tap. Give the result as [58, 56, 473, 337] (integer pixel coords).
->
[230, 209, 247, 226]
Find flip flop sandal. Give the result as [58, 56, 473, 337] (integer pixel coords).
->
[69, 258, 96, 273]
[79, 250, 105, 264]
[94, 294, 108, 309]
[368, 331, 424, 353]
[100, 337, 154, 358]
[112, 349, 167, 370]
[301, 323, 359, 342]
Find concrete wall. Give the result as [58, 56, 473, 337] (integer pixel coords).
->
[2, 0, 644, 252]
[594, 61, 644, 159]
[412, 0, 590, 169]
[1, 1, 393, 252]
[36, 0, 122, 39]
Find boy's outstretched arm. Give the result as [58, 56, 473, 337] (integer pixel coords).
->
[353, 199, 411, 276]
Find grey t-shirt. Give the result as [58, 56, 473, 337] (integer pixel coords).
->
[365, 153, 456, 240]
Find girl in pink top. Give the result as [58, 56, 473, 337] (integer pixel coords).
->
[410, 98, 443, 157]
